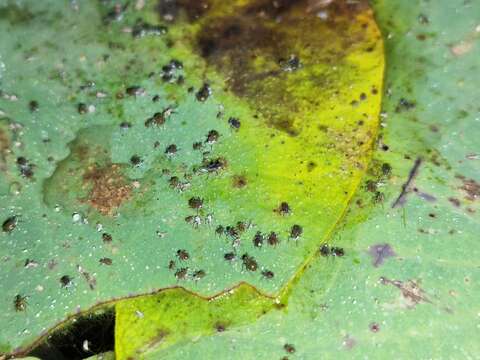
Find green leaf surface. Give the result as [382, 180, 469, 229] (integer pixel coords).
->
[0, 0, 383, 355]
[126, 0, 480, 358]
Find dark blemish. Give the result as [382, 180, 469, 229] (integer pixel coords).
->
[193, 141, 203, 150]
[206, 129, 220, 144]
[267, 231, 280, 246]
[176, 249, 190, 261]
[290, 224, 302, 239]
[102, 233, 112, 243]
[307, 161, 317, 172]
[152, 95, 161, 102]
[17, 156, 34, 178]
[29, 100, 39, 112]
[169, 176, 180, 188]
[392, 157, 422, 208]
[99, 257, 113, 265]
[77, 103, 88, 114]
[188, 196, 203, 209]
[175, 267, 188, 280]
[416, 33, 427, 41]
[60, 275, 72, 288]
[126, 86, 145, 97]
[381, 144, 389, 151]
[253, 231, 264, 247]
[224, 252, 235, 261]
[228, 117, 241, 129]
[132, 20, 168, 38]
[380, 277, 431, 308]
[165, 144, 178, 154]
[168, 260, 176, 270]
[196, 83, 211, 102]
[343, 335, 356, 350]
[241, 253, 258, 271]
[368, 243, 396, 267]
[395, 98, 416, 113]
[232, 175, 247, 188]
[193, 269, 206, 280]
[2, 216, 17, 233]
[261, 270, 274, 279]
[428, 213, 436, 218]
[369, 322, 380, 332]
[14, 294, 28, 312]
[130, 155, 142, 166]
[459, 178, 479, 201]
[284, 344, 296, 354]
[448, 197, 461, 207]
[359, 92, 367, 101]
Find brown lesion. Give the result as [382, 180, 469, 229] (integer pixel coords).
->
[159, 0, 370, 136]
[82, 163, 132, 216]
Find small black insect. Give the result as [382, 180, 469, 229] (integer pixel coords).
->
[165, 144, 177, 154]
[200, 157, 228, 173]
[2, 216, 17, 233]
[60, 275, 72, 288]
[277, 202, 290, 216]
[185, 215, 201, 228]
[196, 83, 211, 102]
[77, 103, 88, 114]
[193, 141, 203, 150]
[284, 343, 296, 354]
[206, 130, 220, 144]
[145, 107, 175, 127]
[130, 155, 142, 166]
[125, 86, 145, 97]
[193, 270, 206, 280]
[228, 117, 241, 129]
[225, 226, 239, 239]
[236, 221, 248, 234]
[224, 252, 235, 261]
[99, 257, 112, 265]
[261, 270, 274, 279]
[175, 267, 188, 280]
[267, 232, 280, 246]
[290, 224, 303, 239]
[168, 260, 176, 270]
[215, 225, 225, 236]
[29, 100, 39, 112]
[176, 249, 190, 261]
[319, 244, 330, 257]
[241, 254, 258, 272]
[188, 197, 203, 210]
[253, 232, 264, 248]
[102, 233, 113, 243]
[331, 247, 345, 257]
[14, 294, 28, 312]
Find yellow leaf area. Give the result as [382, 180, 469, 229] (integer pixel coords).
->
[116, 0, 384, 358]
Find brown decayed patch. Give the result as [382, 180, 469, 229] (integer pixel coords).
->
[160, 0, 370, 136]
[380, 277, 431, 309]
[460, 178, 479, 201]
[82, 164, 132, 215]
[0, 126, 10, 172]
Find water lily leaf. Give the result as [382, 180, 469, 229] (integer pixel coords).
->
[0, 0, 383, 355]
